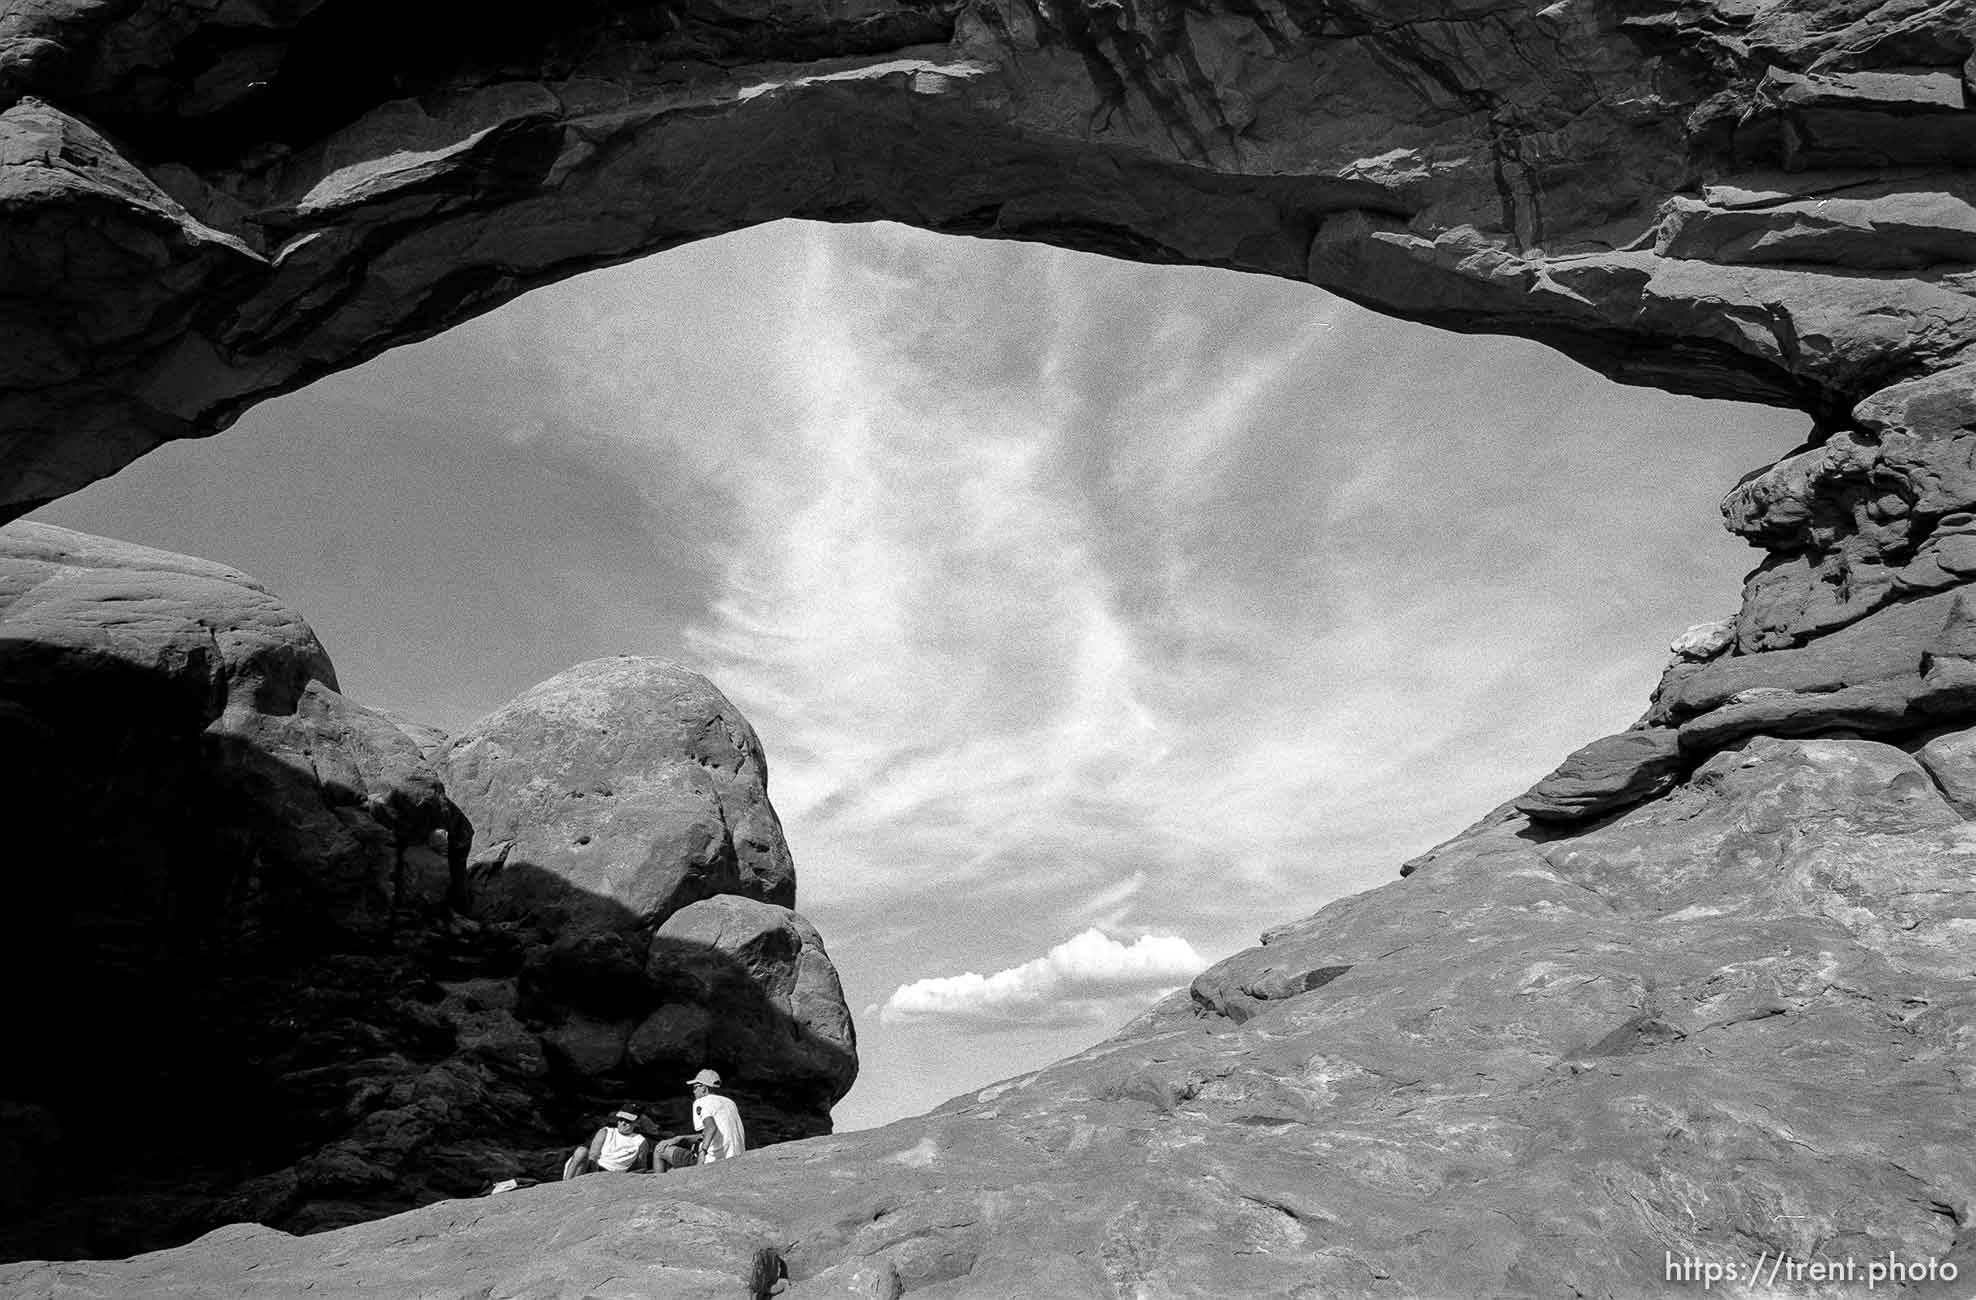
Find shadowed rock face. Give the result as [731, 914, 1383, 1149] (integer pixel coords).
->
[0, 525, 852, 1261]
[437, 656, 855, 1131]
[3, 0, 1975, 517]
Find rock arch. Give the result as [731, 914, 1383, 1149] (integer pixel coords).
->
[5, 0, 1972, 520]
[4, 1, 1976, 1288]
[9, 0, 1976, 808]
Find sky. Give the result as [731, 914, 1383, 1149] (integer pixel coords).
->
[30, 219, 1806, 1130]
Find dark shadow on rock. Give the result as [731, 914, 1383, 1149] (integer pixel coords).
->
[0, 717, 853, 1263]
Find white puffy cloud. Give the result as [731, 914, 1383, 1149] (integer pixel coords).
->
[880, 928, 1210, 1029]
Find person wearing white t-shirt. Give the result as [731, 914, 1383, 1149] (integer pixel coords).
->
[561, 1108, 653, 1179]
[686, 1069, 746, 1163]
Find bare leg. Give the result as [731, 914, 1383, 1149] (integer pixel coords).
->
[562, 1146, 592, 1181]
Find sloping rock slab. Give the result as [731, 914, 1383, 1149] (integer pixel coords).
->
[0, 1190, 787, 1300]
[11, 734, 1971, 1297]
[1650, 586, 1976, 755]
[1513, 726, 1684, 823]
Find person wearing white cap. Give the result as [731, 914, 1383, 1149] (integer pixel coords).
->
[686, 1068, 746, 1163]
[561, 1107, 654, 1180]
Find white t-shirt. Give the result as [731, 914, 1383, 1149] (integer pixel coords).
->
[596, 1126, 647, 1172]
[691, 1094, 746, 1161]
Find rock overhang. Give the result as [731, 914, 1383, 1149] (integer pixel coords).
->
[5, 0, 1976, 521]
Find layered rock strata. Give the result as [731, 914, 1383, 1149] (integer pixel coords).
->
[1520, 363, 1976, 826]
[0, 525, 852, 1261]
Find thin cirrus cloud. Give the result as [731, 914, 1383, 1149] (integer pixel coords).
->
[22, 216, 1808, 1128]
[672, 226, 1421, 927]
[680, 228, 1198, 899]
[880, 928, 1210, 1029]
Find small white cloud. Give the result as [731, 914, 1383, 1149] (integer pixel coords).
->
[880, 928, 1208, 1029]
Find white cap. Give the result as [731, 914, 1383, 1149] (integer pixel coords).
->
[687, 1069, 722, 1088]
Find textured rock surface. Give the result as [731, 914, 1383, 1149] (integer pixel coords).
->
[648, 896, 859, 1117]
[435, 657, 850, 1141]
[1724, 366, 1976, 652]
[439, 655, 796, 929]
[0, 526, 853, 1261]
[7, 0, 1976, 843]
[0, 520, 334, 720]
[3, 0, 1976, 519]
[1514, 725, 1685, 823]
[7, 732, 1970, 1297]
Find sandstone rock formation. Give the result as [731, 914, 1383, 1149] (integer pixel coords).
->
[439, 656, 796, 930]
[2, 0, 1974, 520]
[436, 656, 855, 1141]
[5, 0, 1976, 1290]
[1, 0, 1973, 821]
[0, 525, 852, 1261]
[649, 896, 859, 1121]
[6, 729, 1970, 1297]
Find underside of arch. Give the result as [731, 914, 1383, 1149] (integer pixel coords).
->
[3, 0, 1973, 521]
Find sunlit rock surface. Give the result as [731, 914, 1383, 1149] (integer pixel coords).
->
[438, 657, 854, 1134]
[439, 655, 797, 928]
[6, 732, 1970, 1296]
[0, 525, 851, 1261]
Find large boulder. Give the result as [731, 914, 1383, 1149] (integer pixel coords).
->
[438, 660, 850, 1146]
[439, 656, 796, 931]
[644, 896, 859, 1131]
[0, 521, 333, 724]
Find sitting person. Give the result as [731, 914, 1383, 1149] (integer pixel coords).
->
[685, 1068, 746, 1163]
[652, 1133, 702, 1172]
[561, 1107, 654, 1180]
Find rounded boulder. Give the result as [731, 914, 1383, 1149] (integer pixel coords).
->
[439, 656, 796, 932]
